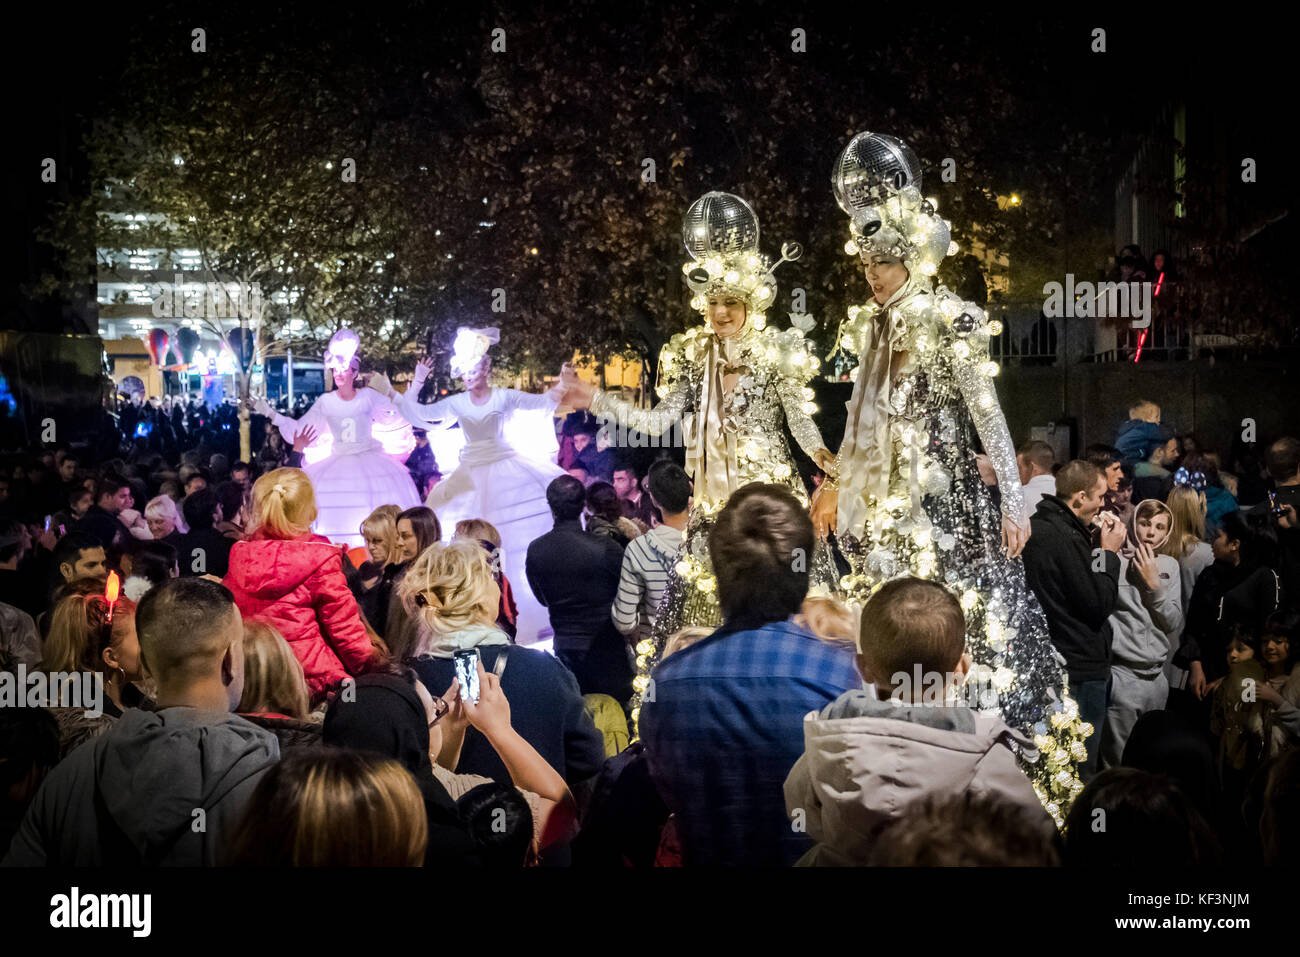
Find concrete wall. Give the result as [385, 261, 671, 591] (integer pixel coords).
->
[997, 360, 1300, 456]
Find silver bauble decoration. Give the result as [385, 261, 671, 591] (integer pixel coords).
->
[682, 191, 760, 259]
[851, 208, 884, 239]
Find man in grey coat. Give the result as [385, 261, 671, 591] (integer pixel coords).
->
[3, 578, 279, 866]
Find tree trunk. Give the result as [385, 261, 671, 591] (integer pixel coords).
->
[238, 371, 251, 462]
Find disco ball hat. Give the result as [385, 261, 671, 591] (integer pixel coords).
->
[833, 133, 956, 279]
[679, 191, 802, 326]
[832, 132, 922, 213]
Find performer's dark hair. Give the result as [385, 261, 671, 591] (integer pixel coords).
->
[546, 475, 587, 522]
[646, 461, 691, 515]
[708, 483, 811, 625]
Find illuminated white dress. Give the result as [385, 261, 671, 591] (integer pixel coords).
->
[392, 386, 565, 642]
[267, 388, 420, 546]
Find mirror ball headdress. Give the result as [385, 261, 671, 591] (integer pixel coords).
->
[832, 132, 956, 278]
[679, 191, 803, 328]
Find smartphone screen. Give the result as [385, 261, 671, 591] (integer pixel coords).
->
[1274, 485, 1300, 511]
[454, 648, 481, 703]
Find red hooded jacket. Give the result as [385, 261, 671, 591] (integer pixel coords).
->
[224, 532, 373, 696]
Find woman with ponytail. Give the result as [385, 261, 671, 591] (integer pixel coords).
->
[224, 468, 379, 702]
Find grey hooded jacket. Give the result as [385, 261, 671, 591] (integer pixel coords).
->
[783, 689, 1048, 866]
[3, 707, 278, 866]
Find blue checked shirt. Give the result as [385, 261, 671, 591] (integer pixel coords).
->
[640, 617, 862, 866]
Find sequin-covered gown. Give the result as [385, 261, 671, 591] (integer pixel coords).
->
[590, 323, 837, 702]
[835, 283, 1087, 819]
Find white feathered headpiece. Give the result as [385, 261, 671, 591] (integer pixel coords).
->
[450, 326, 500, 378]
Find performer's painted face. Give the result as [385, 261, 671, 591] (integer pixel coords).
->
[864, 254, 908, 304]
[707, 295, 746, 338]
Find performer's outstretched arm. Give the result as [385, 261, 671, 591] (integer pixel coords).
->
[506, 386, 561, 413]
[375, 360, 459, 430]
[585, 374, 694, 438]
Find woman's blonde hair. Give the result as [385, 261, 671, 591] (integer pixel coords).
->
[248, 468, 317, 540]
[1164, 485, 1207, 560]
[454, 518, 501, 548]
[399, 540, 499, 643]
[145, 494, 189, 533]
[228, 750, 427, 866]
[42, 591, 108, 673]
[360, 504, 402, 566]
[795, 595, 861, 650]
[238, 619, 311, 719]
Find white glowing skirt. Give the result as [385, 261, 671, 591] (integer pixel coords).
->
[305, 449, 420, 547]
[426, 441, 565, 645]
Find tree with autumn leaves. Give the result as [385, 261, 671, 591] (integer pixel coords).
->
[34, 4, 1134, 389]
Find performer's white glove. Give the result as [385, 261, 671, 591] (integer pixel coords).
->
[411, 357, 434, 393]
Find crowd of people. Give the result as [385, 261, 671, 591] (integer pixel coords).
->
[0, 382, 1297, 868]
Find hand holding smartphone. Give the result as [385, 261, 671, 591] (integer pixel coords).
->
[457, 654, 512, 739]
[453, 648, 481, 703]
